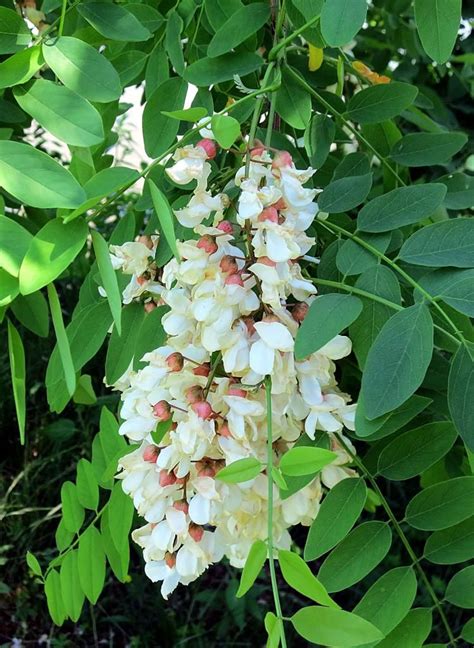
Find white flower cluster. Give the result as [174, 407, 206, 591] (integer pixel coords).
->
[108, 140, 357, 599]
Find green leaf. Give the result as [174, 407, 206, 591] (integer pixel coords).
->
[77, 2, 151, 42]
[279, 432, 330, 500]
[7, 319, 26, 445]
[279, 550, 338, 607]
[59, 550, 84, 622]
[44, 570, 66, 626]
[0, 269, 19, 307]
[207, 3, 270, 57]
[304, 113, 335, 168]
[11, 292, 49, 337]
[439, 172, 474, 209]
[14, 79, 104, 147]
[99, 407, 127, 467]
[304, 478, 367, 561]
[291, 606, 383, 647]
[113, 49, 147, 87]
[336, 232, 391, 276]
[377, 421, 457, 480]
[445, 566, 474, 608]
[0, 141, 86, 209]
[108, 482, 135, 554]
[142, 77, 187, 157]
[350, 265, 401, 368]
[414, 0, 461, 64]
[100, 507, 129, 582]
[211, 114, 241, 148]
[419, 269, 474, 317]
[462, 618, 474, 644]
[47, 284, 76, 397]
[360, 303, 433, 420]
[318, 174, 373, 212]
[406, 476, 474, 530]
[275, 67, 312, 130]
[26, 551, 42, 577]
[376, 608, 432, 648]
[390, 132, 467, 166]
[318, 521, 392, 592]
[216, 457, 262, 483]
[165, 10, 184, 75]
[320, 0, 367, 46]
[73, 374, 96, 405]
[424, 516, 474, 564]
[76, 459, 99, 511]
[184, 52, 263, 86]
[105, 302, 146, 385]
[264, 611, 282, 648]
[20, 219, 88, 295]
[60, 481, 85, 534]
[0, 215, 33, 277]
[161, 107, 207, 122]
[0, 45, 43, 89]
[448, 343, 474, 450]
[149, 180, 180, 261]
[236, 539, 267, 597]
[133, 305, 168, 370]
[355, 394, 432, 441]
[295, 294, 363, 359]
[77, 525, 106, 604]
[91, 230, 122, 335]
[399, 218, 474, 268]
[55, 518, 74, 552]
[358, 184, 446, 232]
[353, 567, 418, 636]
[0, 7, 31, 54]
[279, 446, 337, 477]
[345, 82, 418, 124]
[42, 37, 122, 103]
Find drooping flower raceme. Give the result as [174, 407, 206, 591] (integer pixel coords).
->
[106, 142, 357, 599]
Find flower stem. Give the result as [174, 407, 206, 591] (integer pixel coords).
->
[58, 0, 68, 36]
[265, 376, 287, 648]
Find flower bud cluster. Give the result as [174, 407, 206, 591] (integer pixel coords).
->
[107, 144, 357, 599]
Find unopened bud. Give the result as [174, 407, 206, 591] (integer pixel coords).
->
[193, 363, 211, 377]
[272, 197, 287, 210]
[242, 317, 256, 335]
[218, 422, 232, 438]
[257, 256, 277, 267]
[165, 552, 176, 568]
[143, 445, 159, 463]
[173, 499, 189, 514]
[250, 145, 266, 157]
[137, 235, 154, 250]
[225, 273, 244, 287]
[189, 523, 204, 542]
[219, 255, 239, 274]
[197, 138, 217, 159]
[258, 207, 278, 223]
[185, 385, 205, 404]
[144, 301, 157, 313]
[153, 400, 171, 421]
[197, 234, 218, 254]
[217, 220, 233, 234]
[198, 465, 216, 477]
[166, 352, 184, 372]
[272, 150, 293, 169]
[192, 400, 214, 420]
[159, 470, 177, 487]
[292, 302, 309, 322]
[228, 386, 247, 398]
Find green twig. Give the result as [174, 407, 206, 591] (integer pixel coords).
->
[58, 0, 68, 36]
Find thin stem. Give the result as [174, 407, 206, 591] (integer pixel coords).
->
[269, 14, 319, 60]
[317, 219, 465, 346]
[203, 352, 222, 397]
[244, 62, 276, 176]
[334, 433, 457, 646]
[285, 66, 405, 185]
[265, 376, 287, 648]
[58, 0, 68, 36]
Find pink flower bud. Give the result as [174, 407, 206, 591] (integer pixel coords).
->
[143, 445, 159, 463]
[153, 400, 171, 421]
[272, 150, 293, 169]
[191, 400, 214, 420]
[218, 422, 232, 438]
[175, 475, 186, 485]
[137, 275, 148, 286]
[258, 207, 278, 223]
[257, 256, 277, 267]
[197, 138, 217, 159]
[217, 220, 233, 234]
[242, 317, 256, 335]
[228, 386, 247, 398]
[189, 523, 204, 542]
[165, 552, 176, 568]
[292, 302, 309, 322]
[159, 470, 177, 487]
[225, 273, 244, 287]
[173, 500, 189, 514]
[137, 235, 154, 250]
[144, 301, 157, 313]
[197, 234, 218, 254]
[198, 465, 216, 477]
[166, 352, 184, 372]
[250, 146, 266, 157]
[185, 385, 205, 404]
[193, 363, 211, 377]
[262, 314, 279, 324]
[272, 197, 287, 210]
[219, 255, 239, 274]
